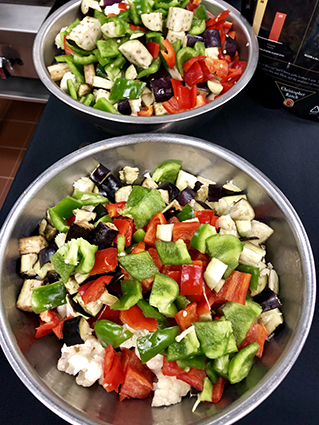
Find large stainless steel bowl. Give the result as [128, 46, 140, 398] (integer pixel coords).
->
[33, 0, 258, 134]
[0, 134, 315, 425]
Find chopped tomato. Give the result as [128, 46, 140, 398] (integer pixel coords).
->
[105, 201, 126, 218]
[147, 41, 160, 59]
[161, 38, 176, 68]
[78, 275, 112, 304]
[119, 364, 153, 401]
[121, 347, 155, 383]
[162, 358, 206, 391]
[90, 247, 118, 275]
[113, 217, 134, 246]
[212, 376, 227, 403]
[102, 345, 124, 393]
[240, 323, 268, 358]
[144, 212, 167, 247]
[174, 302, 199, 331]
[172, 221, 201, 247]
[120, 304, 157, 332]
[180, 261, 203, 295]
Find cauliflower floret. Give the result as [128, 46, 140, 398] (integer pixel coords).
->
[57, 336, 105, 387]
[146, 354, 164, 375]
[60, 71, 77, 93]
[120, 324, 149, 349]
[151, 372, 191, 407]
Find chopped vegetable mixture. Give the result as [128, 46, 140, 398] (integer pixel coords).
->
[48, 0, 247, 116]
[16, 159, 284, 410]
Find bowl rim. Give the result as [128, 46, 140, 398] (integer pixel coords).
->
[0, 133, 316, 425]
[32, 0, 259, 125]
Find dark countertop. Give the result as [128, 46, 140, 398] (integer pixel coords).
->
[0, 69, 318, 425]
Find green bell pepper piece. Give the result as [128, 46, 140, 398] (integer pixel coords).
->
[152, 159, 182, 184]
[122, 189, 166, 229]
[175, 294, 191, 310]
[172, 39, 182, 55]
[81, 93, 94, 106]
[132, 228, 146, 243]
[76, 238, 98, 274]
[222, 301, 262, 345]
[94, 97, 121, 114]
[192, 376, 213, 412]
[176, 47, 197, 75]
[177, 354, 206, 371]
[109, 78, 146, 101]
[50, 251, 75, 283]
[48, 208, 70, 233]
[228, 342, 259, 384]
[193, 318, 234, 359]
[149, 272, 179, 317]
[118, 251, 159, 281]
[73, 53, 97, 65]
[155, 239, 192, 265]
[194, 4, 209, 20]
[180, 0, 190, 8]
[94, 214, 113, 226]
[111, 279, 143, 310]
[194, 41, 206, 56]
[72, 189, 108, 205]
[188, 19, 206, 36]
[190, 223, 216, 254]
[153, 7, 168, 18]
[128, 0, 153, 25]
[205, 360, 219, 383]
[136, 56, 161, 79]
[213, 354, 230, 379]
[137, 299, 166, 320]
[145, 31, 164, 45]
[94, 49, 110, 67]
[64, 56, 84, 83]
[67, 79, 78, 100]
[31, 281, 66, 314]
[176, 204, 195, 221]
[52, 196, 83, 219]
[105, 66, 122, 82]
[66, 40, 93, 56]
[94, 319, 133, 348]
[205, 233, 243, 278]
[96, 39, 120, 58]
[94, 9, 109, 25]
[167, 327, 201, 361]
[236, 264, 260, 290]
[117, 234, 126, 255]
[137, 326, 180, 363]
[154, 0, 180, 9]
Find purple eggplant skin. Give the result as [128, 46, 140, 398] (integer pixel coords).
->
[224, 35, 237, 57]
[208, 184, 223, 202]
[90, 222, 119, 250]
[117, 99, 132, 115]
[93, 204, 108, 221]
[66, 221, 94, 242]
[151, 76, 173, 102]
[46, 271, 60, 284]
[100, 0, 121, 7]
[187, 34, 204, 47]
[157, 182, 180, 202]
[98, 173, 122, 202]
[90, 163, 111, 185]
[253, 288, 282, 312]
[176, 186, 196, 206]
[196, 200, 213, 210]
[203, 29, 221, 48]
[39, 244, 58, 268]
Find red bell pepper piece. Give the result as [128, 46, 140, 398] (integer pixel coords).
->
[141, 277, 154, 293]
[195, 210, 217, 225]
[102, 345, 124, 393]
[120, 304, 157, 332]
[35, 310, 60, 338]
[113, 217, 134, 246]
[174, 302, 199, 331]
[78, 275, 112, 304]
[183, 56, 206, 73]
[90, 247, 118, 275]
[137, 105, 154, 116]
[171, 78, 183, 96]
[196, 94, 208, 108]
[163, 95, 185, 114]
[63, 35, 74, 55]
[177, 84, 193, 109]
[190, 251, 210, 268]
[147, 247, 163, 270]
[119, 364, 153, 401]
[166, 270, 181, 284]
[239, 322, 268, 358]
[199, 61, 214, 82]
[129, 24, 147, 32]
[162, 358, 206, 391]
[95, 304, 121, 325]
[66, 215, 76, 226]
[206, 10, 230, 28]
[121, 347, 155, 383]
[186, 2, 198, 11]
[161, 38, 176, 68]
[131, 240, 146, 254]
[221, 81, 236, 94]
[52, 315, 73, 339]
[144, 212, 167, 247]
[118, 2, 130, 10]
[147, 41, 160, 59]
[212, 376, 227, 403]
[212, 270, 251, 305]
[191, 281, 211, 302]
[172, 221, 201, 247]
[105, 201, 126, 218]
[196, 293, 215, 316]
[180, 261, 203, 295]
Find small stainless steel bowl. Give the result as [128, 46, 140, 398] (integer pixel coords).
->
[0, 133, 315, 425]
[33, 0, 258, 134]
